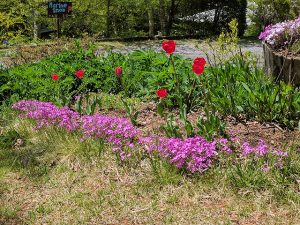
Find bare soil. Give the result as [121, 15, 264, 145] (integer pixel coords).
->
[98, 101, 300, 150]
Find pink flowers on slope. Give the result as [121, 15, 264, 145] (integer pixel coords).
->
[81, 114, 140, 159]
[12, 100, 80, 131]
[12, 100, 289, 174]
[242, 139, 269, 157]
[13, 100, 139, 161]
[141, 136, 217, 173]
[12, 100, 218, 173]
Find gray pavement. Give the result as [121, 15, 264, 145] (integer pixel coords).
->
[113, 39, 264, 67]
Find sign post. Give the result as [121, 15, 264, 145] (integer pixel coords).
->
[57, 15, 61, 38]
[48, 2, 72, 38]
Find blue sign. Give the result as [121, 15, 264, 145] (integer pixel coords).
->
[48, 2, 72, 16]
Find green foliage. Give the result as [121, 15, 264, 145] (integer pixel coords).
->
[0, 42, 201, 109]
[202, 24, 300, 128]
[228, 163, 270, 190]
[2, 38, 300, 130]
[74, 92, 102, 115]
[0, 2, 27, 43]
[197, 112, 226, 141]
[290, 39, 300, 54]
[161, 115, 182, 138]
[217, 19, 239, 53]
[121, 98, 140, 127]
[179, 105, 195, 137]
[225, 146, 300, 199]
[149, 152, 182, 185]
[205, 56, 300, 127]
[99, 93, 143, 112]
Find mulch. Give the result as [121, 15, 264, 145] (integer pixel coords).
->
[97, 102, 300, 150]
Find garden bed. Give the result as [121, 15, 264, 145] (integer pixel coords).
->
[2, 36, 300, 223]
[95, 101, 299, 151]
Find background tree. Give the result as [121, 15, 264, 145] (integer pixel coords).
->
[145, 0, 155, 37]
[0, 0, 278, 42]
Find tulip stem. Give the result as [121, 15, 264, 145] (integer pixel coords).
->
[186, 77, 197, 112]
[170, 55, 181, 106]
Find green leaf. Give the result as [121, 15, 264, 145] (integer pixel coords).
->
[236, 105, 244, 112]
[241, 82, 252, 93]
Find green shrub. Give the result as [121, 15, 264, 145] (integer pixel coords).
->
[0, 43, 200, 109]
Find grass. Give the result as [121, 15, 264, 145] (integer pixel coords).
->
[1, 107, 300, 224]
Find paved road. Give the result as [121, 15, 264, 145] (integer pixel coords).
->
[112, 39, 264, 66]
[0, 39, 264, 69]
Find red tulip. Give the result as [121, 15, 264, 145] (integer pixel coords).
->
[192, 63, 205, 75]
[156, 88, 168, 98]
[115, 67, 122, 76]
[75, 69, 85, 79]
[192, 57, 206, 75]
[193, 57, 206, 67]
[162, 40, 176, 55]
[51, 74, 59, 81]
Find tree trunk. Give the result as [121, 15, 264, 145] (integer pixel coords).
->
[147, 1, 154, 37]
[213, 3, 221, 34]
[33, 10, 38, 41]
[106, 0, 111, 37]
[159, 0, 167, 36]
[166, 0, 176, 36]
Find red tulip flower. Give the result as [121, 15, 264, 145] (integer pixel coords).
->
[162, 40, 176, 55]
[51, 74, 59, 81]
[75, 69, 85, 79]
[192, 57, 206, 75]
[115, 66, 122, 76]
[156, 88, 168, 98]
[192, 63, 205, 75]
[193, 57, 206, 67]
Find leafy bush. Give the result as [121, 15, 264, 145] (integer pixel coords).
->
[0, 43, 200, 109]
[205, 55, 300, 127]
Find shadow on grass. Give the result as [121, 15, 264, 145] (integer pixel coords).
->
[0, 146, 50, 181]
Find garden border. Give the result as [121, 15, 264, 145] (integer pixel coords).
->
[263, 42, 300, 85]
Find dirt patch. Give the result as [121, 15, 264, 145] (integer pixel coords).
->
[97, 102, 300, 150]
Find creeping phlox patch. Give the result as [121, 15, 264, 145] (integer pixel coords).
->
[81, 114, 140, 160]
[140, 136, 217, 173]
[12, 100, 289, 173]
[12, 100, 80, 131]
